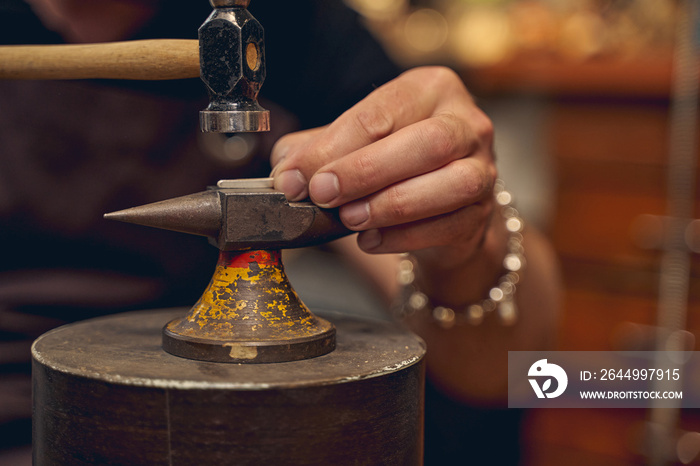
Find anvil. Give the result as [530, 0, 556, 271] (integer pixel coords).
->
[105, 179, 353, 364]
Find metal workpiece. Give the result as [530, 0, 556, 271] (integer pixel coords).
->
[199, 0, 269, 132]
[32, 309, 426, 465]
[104, 183, 352, 251]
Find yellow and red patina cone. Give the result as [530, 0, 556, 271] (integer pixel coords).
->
[163, 249, 335, 363]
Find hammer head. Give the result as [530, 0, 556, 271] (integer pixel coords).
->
[199, 0, 269, 132]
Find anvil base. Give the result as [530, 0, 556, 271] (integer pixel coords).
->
[32, 308, 425, 465]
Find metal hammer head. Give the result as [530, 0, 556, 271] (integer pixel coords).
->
[199, 0, 269, 132]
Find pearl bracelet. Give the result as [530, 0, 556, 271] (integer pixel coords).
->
[392, 180, 525, 328]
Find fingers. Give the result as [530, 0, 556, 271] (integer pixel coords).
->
[308, 111, 485, 208]
[270, 127, 326, 200]
[356, 199, 494, 255]
[270, 126, 326, 170]
[302, 70, 442, 162]
[338, 156, 494, 230]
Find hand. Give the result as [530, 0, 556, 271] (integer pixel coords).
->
[270, 68, 561, 403]
[271, 66, 497, 267]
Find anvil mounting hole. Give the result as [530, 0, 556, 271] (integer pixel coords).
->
[246, 42, 260, 71]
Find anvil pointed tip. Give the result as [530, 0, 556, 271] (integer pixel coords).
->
[103, 191, 221, 238]
[103, 209, 129, 221]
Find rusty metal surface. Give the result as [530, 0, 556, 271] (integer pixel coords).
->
[163, 250, 336, 363]
[32, 308, 425, 465]
[32, 308, 424, 388]
[104, 186, 352, 251]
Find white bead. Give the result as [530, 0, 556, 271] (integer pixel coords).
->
[408, 292, 428, 311]
[504, 254, 522, 272]
[399, 259, 414, 273]
[489, 287, 504, 302]
[505, 216, 523, 233]
[482, 299, 497, 313]
[500, 281, 515, 295]
[397, 270, 415, 286]
[496, 190, 512, 206]
[467, 305, 484, 325]
[433, 306, 456, 328]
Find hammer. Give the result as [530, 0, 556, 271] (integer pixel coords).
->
[0, 0, 268, 133]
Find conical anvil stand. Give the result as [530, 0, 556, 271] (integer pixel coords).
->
[163, 248, 335, 363]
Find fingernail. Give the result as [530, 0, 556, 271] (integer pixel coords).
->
[269, 161, 283, 177]
[342, 201, 370, 228]
[270, 142, 289, 167]
[309, 172, 340, 207]
[275, 169, 307, 201]
[358, 229, 382, 251]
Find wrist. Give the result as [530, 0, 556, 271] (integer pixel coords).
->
[394, 180, 525, 327]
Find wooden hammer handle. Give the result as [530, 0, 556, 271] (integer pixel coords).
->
[0, 39, 200, 80]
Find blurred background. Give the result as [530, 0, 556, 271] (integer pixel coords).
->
[343, 0, 700, 464]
